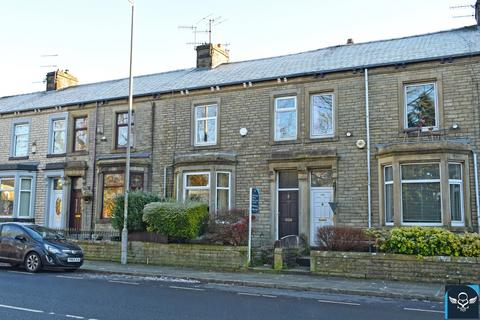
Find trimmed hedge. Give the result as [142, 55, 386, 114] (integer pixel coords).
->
[368, 227, 480, 257]
[143, 201, 209, 240]
[111, 191, 163, 232]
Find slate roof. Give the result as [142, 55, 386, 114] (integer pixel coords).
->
[1, 25, 480, 114]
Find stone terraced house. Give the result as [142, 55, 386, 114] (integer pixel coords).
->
[0, 19, 479, 249]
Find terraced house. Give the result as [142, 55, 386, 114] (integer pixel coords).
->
[0, 18, 479, 248]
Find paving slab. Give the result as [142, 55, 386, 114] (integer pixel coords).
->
[80, 260, 445, 302]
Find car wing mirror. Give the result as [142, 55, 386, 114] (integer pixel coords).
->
[14, 235, 27, 242]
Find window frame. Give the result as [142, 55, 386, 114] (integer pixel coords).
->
[0, 172, 36, 219]
[194, 104, 218, 146]
[115, 111, 135, 150]
[310, 93, 335, 139]
[48, 113, 68, 155]
[403, 82, 439, 131]
[383, 165, 394, 226]
[274, 96, 297, 141]
[183, 172, 211, 203]
[73, 116, 88, 152]
[400, 162, 443, 226]
[448, 162, 464, 227]
[18, 177, 33, 218]
[100, 171, 144, 219]
[215, 171, 231, 212]
[12, 122, 30, 158]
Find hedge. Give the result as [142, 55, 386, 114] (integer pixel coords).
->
[143, 201, 209, 240]
[111, 191, 163, 232]
[368, 227, 480, 257]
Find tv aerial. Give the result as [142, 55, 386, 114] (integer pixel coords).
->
[178, 14, 228, 48]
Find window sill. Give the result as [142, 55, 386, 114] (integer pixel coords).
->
[304, 136, 339, 144]
[270, 139, 300, 146]
[111, 148, 137, 154]
[0, 217, 35, 223]
[68, 150, 89, 156]
[191, 144, 220, 151]
[47, 153, 67, 158]
[9, 156, 29, 161]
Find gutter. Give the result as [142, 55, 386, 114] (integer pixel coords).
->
[365, 69, 372, 229]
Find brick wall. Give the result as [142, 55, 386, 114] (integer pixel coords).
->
[311, 250, 480, 283]
[78, 240, 248, 270]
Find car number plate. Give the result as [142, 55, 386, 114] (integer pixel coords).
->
[67, 258, 81, 263]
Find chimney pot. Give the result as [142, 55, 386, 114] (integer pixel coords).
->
[347, 38, 354, 45]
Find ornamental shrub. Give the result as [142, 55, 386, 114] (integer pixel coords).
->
[316, 226, 370, 252]
[458, 232, 480, 257]
[375, 227, 464, 257]
[111, 191, 163, 232]
[204, 208, 254, 246]
[143, 200, 209, 240]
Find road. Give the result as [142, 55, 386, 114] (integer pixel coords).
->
[0, 265, 445, 320]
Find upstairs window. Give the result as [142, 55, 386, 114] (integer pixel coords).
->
[51, 119, 66, 154]
[194, 104, 217, 146]
[310, 93, 334, 138]
[13, 123, 29, 157]
[73, 116, 88, 152]
[116, 112, 134, 149]
[404, 83, 438, 129]
[274, 96, 297, 141]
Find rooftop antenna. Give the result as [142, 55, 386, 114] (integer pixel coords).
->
[450, 2, 476, 18]
[178, 14, 227, 47]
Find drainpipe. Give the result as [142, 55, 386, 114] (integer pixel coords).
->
[473, 152, 480, 233]
[365, 68, 372, 229]
[90, 101, 100, 232]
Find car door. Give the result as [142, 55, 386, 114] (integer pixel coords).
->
[1, 225, 28, 262]
[0, 225, 8, 261]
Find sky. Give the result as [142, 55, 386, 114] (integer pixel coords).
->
[0, 0, 477, 97]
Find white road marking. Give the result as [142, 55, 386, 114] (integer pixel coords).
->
[7, 271, 34, 275]
[66, 315, 85, 319]
[57, 275, 83, 280]
[317, 299, 361, 306]
[261, 294, 277, 298]
[108, 280, 140, 285]
[169, 285, 205, 291]
[237, 292, 261, 297]
[0, 303, 44, 313]
[403, 307, 443, 314]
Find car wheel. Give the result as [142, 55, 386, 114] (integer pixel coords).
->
[25, 252, 42, 273]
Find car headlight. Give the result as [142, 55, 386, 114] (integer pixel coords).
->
[44, 244, 61, 254]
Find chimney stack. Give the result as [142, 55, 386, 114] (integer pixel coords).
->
[196, 43, 229, 69]
[46, 69, 78, 91]
[346, 38, 354, 45]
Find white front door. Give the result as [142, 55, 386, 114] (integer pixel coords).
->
[48, 178, 64, 229]
[310, 187, 334, 246]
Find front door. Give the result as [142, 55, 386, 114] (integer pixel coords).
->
[278, 190, 299, 238]
[310, 187, 334, 246]
[277, 170, 299, 239]
[69, 188, 82, 230]
[48, 178, 64, 229]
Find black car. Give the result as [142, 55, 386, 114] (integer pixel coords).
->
[0, 223, 83, 273]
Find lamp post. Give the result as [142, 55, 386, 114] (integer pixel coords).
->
[121, 0, 135, 265]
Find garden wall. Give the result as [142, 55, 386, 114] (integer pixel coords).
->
[78, 241, 248, 270]
[311, 251, 480, 283]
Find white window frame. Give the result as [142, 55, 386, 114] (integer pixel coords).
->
[194, 104, 218, 146]
[215, 171, 231, 211]
[0, 172, 36, 219]
[400, 162, 442, 226]
[12, 123, 30, 157]
[183, 172, 211, 202]
[384, 165, 394, 226]
[449, 162, 464, 227]
[18, 177, 33, 217]
[48, 113, 68, 155]
[310, 93, 334, 138]
[404, 82, 439, 131]
[274, 96, 297, 141]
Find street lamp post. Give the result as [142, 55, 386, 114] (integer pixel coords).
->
[121, 0, 135, 265]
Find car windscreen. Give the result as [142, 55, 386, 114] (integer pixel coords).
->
[25, 225, 66, 240]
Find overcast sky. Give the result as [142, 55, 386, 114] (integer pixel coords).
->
[0, 0, 476, 96]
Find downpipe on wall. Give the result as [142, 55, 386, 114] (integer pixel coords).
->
[365, 68, 372, 229]
[473, 152, 480, 233]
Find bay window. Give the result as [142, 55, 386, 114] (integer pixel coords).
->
[449, 163, 464, 226]
[216, 172, 231, 211]
[384, 166, 394, 225]
[0, 178, 15, 216]
[101, 172, 143, 218]
[0, 173, 35, 218]
[184, 172, 210, 203]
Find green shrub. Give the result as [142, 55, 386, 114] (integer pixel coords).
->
[370, 227, 480, 257]
[143, 200, 209, 240]
[111, 191, 163, 232]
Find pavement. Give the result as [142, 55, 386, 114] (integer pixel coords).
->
[80, 260, 446, 302]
